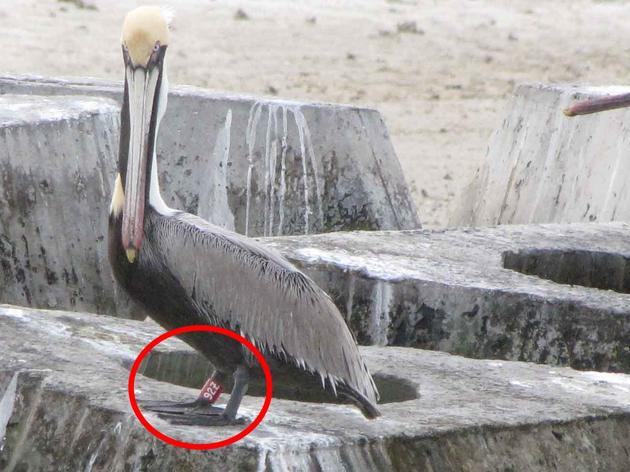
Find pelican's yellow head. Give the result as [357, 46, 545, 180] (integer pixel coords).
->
[122, 6, 170, 67]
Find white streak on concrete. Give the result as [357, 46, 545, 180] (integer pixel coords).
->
[509, 380, 532, 388]
[292, 108, 311, 234]
[268, 106, 279, 237]
[277, 107, 288, 236]
[294, 247, 422, 281]
[264, 106, 273, 237]
[345, 275, 355, 323]
[0, 306, 70, 338]
[580, 371, 630, 393]
[370, 281, 392, 346]
[245, 102, 262, 236]
[0, 373, 18, 450]
[293, 108, 323, 229]
[0, 95, 118, 128]
[0, 306, 26, 319]
[551, 377, 587, 393]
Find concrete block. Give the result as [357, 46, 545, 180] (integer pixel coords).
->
[452, 84, 630, 226]
[1, 306, 629, 471]
[0, 77, 419, 318]
[2, 97, 628, 371]
[0, 74, 420, 236]
[264, 223, 630, 372]
[0, 95, 135, 317]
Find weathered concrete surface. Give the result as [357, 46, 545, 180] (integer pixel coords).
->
[264, 223, 630, 372]
[0, 74, 420, 236]
[0, 80, 418, 318]
[2, 306, 630, 471]
[2, 101, 629, 372]
[0, 95, 139, 317]
[452, 84, 630, 227]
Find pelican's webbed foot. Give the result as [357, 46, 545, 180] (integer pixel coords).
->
[138, 398, 223, 415]
[139, 364, 251, 428]
[139, 399, 246, 426]
[157, 410, 247, 427]
[138, 370, 226, 418]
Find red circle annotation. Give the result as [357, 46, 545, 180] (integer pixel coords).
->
[127, 324, 273, 450]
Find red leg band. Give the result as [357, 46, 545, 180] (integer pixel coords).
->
[198, 378, 223, 404]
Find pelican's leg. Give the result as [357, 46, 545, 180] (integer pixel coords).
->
[222, 364, 249, 421]
[152, 365, 250, 427]
[139, 370, 227, 415]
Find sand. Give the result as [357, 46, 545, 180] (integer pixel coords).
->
[1, 0, 629, 227]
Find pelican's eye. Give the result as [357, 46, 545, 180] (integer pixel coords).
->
[147, 41, 162, 66]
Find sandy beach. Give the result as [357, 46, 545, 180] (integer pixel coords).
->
[1, 0, 629, 226]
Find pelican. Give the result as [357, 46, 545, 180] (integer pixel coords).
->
[108, 6, 380, 425]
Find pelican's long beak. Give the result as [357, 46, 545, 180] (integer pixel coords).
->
[564, 92, 630, 117]
[121, 61, 161, 262]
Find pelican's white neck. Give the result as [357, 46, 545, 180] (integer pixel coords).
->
[148, 65, 175, 216]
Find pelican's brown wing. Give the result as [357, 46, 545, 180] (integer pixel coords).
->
[153, 211, 380, 412]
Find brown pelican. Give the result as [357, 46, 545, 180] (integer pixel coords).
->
[109, 6, 380, 426]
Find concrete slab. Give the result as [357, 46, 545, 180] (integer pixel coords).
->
[0, 80, 418, 318]
[1, 306, 629, 471]
[0, 74, 420, 236]
[2, 98, 628, 370]
[451, 84, 630, 227]
[0, 94, 136, 317]
[264, 223, 630, 372]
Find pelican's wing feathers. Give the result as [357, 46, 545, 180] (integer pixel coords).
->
[154, 211, 379, 405]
